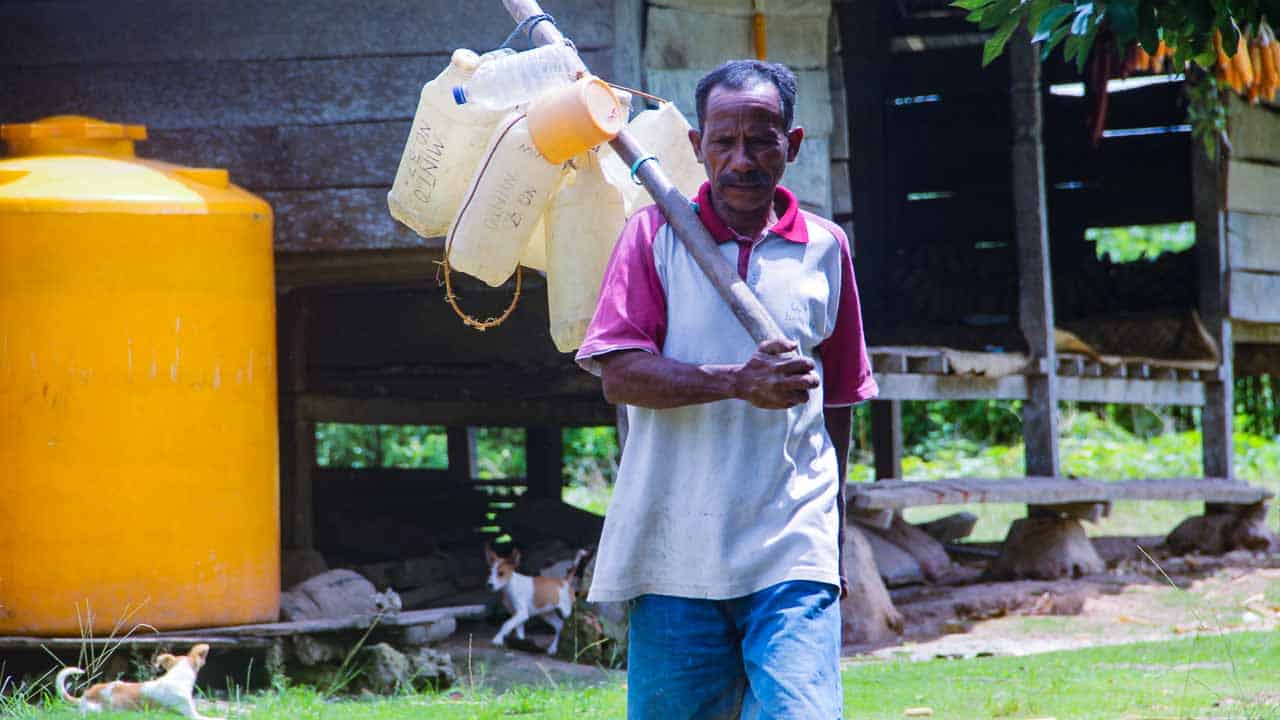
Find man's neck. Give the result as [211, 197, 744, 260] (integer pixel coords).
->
[711, 192, 780, 241]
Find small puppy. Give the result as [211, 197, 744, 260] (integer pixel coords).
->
[55, 643, 212, 718]
[485, 543, 589, 655]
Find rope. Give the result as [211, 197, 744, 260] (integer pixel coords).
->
[501, 13, 560, 49]
[440, 113, 528, 331]
[629, 154, 659, 185]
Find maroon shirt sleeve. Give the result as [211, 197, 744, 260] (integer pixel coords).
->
[575, 205, 668, 376]
[810, 215, 878, 406]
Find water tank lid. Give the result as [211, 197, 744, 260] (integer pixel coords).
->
[1, 116, 147, 158]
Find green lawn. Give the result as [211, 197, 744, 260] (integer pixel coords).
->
[9, 632, 1279, 719]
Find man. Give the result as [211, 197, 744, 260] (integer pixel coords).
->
[576, 60, 876, 719]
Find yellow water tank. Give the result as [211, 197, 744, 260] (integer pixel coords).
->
[0, 116, 279, 635]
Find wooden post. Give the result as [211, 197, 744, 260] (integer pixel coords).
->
[837, 0, 889, 331]
[524, 426, 564, 500]
[446, 426, 474, 485]
[1192, 137, 1234, 480]
[277, 290, 315, 550]
[871, 400, 903, 480]
[1009, 27, 1060, 478]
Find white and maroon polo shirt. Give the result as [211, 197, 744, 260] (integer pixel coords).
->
[576, 182, 877, 602]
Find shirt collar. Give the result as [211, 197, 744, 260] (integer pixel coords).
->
[695, 182, 809, 245]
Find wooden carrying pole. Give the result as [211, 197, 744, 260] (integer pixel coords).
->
[502, 0, 791, 347]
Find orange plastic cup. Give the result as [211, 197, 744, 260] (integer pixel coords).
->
[527, 75, 626, 164]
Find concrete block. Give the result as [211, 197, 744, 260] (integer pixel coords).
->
[649, 0, 830, 17]
[784, 135, 832, 218]
[645, 68, 833, 135]
[645, 6, 828, 70]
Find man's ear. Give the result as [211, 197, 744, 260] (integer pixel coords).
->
[688, 128, 705, 164]
[785, 126, 805, 163]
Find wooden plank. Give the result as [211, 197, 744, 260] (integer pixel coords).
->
[0, 1, 613, 65]
[1029, 501, 1111, 522]
[1009, 28, 1059, 478]
[1227, 95, 1280, 165]
[277, 291, 314, 551]
[1227, 212, 1280, 272]
[265, 188, 429, 253]
[1233, 320, 1280, 344]
[871, 400, 903, 481]
[0, 635, 273, 649]
[173, 605, 487, 638]
[649, 0, 830, 16]
[275, 249, 444, 289]
[612, 0, 646, 99]
[298, 394, 616, 427]
[447, 427, 474, 484]
[644, 5, 828, 70]
[145, 122, 409, 193]
[874, 373, 1028, 400]
[1227, 160, 1280, 215]
[1, 49, 612, 131]
[849, 477, 1273, 510]
[644, 68, 833, 136]
[1057, 376, 1206, 406]
[524, 426, 564, 499]
[882, 46, 1010, 97]
[1228, 270, 1280, 323]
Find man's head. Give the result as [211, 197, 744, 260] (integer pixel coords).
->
[689, 60, 804, 219]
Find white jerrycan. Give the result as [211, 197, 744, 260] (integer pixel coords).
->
[546, 150, 627, 352]
[388, 49, 508, 238]
[600, 101, 706, 217]
[446, 111, 567, 287]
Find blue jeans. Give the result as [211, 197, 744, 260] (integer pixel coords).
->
[627, 580, 842, 720]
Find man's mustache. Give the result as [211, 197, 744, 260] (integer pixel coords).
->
[718, 171, 769, 187]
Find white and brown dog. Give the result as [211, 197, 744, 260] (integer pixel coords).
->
[55, 643, 212, 717]
[484, 544, 589, 655]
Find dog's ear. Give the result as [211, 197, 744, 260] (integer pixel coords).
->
[484, 542, 498, 565]
[510, 548, 522, 567]
[154, 653, 178, 671]
[189, 644, 210, 668]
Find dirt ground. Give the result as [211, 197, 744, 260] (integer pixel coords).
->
[874, 547, 1280, 662]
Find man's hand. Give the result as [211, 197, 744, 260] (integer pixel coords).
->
[732, 339, 819, 409]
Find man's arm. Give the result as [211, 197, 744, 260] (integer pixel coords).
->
[824, 405, 852, 599]
[599, 339, 820, 410]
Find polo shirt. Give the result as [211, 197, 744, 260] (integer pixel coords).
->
[576, 182, 877, 602]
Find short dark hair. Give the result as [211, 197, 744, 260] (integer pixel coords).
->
[694, 60, 798, 131]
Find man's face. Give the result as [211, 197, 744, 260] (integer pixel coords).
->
[689, 81, 803, 217]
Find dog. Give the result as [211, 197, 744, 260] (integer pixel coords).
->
[485, 543, 590, 655]
[55, 643, 212, 717]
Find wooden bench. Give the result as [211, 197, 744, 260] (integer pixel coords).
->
[847, 477, 1275, 581]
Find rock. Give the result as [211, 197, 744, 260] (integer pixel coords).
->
[916, 512, 979, 544]
[864, 530, 926, 587]
[865, 515, 954, 582]
[290, 634, 346, 666]
[281, 569, 400, 622]
[553, 599, 627, 668]
[987, 517, 1105, 580]
[281, 548, 329, 589]
[1165, 504, 1278, 556]
[356, 643, 412, 695]
[398, 616, 457, 646]
[841, 523, 905, 648]
[408, 647, 457, 690]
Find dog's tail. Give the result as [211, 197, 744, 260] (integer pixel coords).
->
[55, 666, 85, 704]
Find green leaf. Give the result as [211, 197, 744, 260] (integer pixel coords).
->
[978, 0, 1018, 30]
[1026, 0, 1062, 34]
[1070, 3, 1095, 35]
[1136, 1, 1159, 52]
[983, 13, 1022, 65]
[1192, 50, 1217, 68]
[950, 0, 995, 10]
[1107, 0, 1139, 41]
[1034, 3, 1074, 39]
[1040, 23, 1072, 59]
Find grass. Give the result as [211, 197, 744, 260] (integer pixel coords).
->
[8, 633, 1279, 719]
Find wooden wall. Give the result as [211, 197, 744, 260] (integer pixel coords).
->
[0, 0, 620, 266]
[1225, 98, 1280, 347]
[642, 0, 838, 218]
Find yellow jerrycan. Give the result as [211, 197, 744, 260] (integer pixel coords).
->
[388, 49, 508, 238]
[546, 149, 627, 352]
[446, 111, 567, 287]
[601, 101, 706, 217]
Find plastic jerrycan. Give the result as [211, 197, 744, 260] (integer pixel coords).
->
[546, 150, 627, 352]
[388, 49, 508, 238]
[446, 111, 567, 287]
[600, 101, 706, 217]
